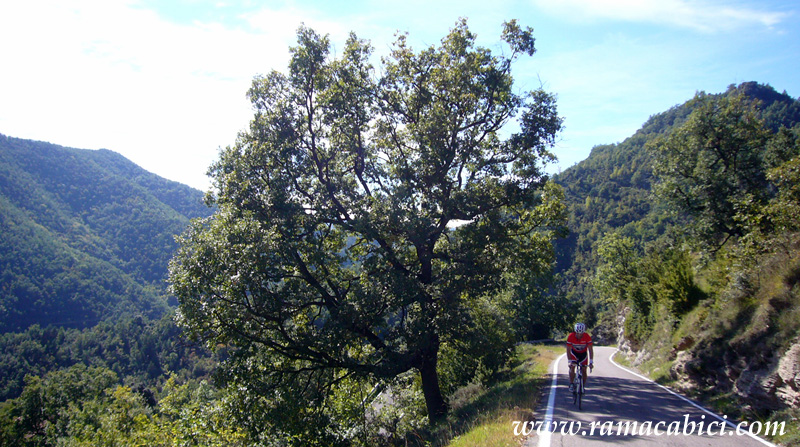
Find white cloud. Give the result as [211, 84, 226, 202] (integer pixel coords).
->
[0, 0, 418, 190]
[0, 0, 298, 190]
[530, 0, 790, 33]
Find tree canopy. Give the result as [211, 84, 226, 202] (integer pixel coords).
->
[168, 19, 566, 429]
[649, 92, 772, 249]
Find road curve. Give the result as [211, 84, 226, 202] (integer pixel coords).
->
[524, 346, 779, 447]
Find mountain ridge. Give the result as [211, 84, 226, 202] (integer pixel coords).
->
[552, 81, 800, 304]
[0, 134, 212, 332]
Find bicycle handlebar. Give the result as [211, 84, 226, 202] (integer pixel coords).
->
[568, 360, 594, 368]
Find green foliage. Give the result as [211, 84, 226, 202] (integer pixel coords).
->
[0, 366, 245, 446]
[437, 294, 515, 396]
[592, 232, 656, 344]
[626, 246, 705, 345]
[769, 408, 800, 447]
[735, 82, 800, 132]
[763, 126, 800, 233]
[0, 364, 119, 446]
[0, 312, 216, 402]
[169, 20, 565, 434]
[645, 248, 705, 316]
[0, 134, 233, 445]
[650, 91, 771, 250]
[669, 235, 800, 414]
[156, 376, 248, 446]
[0, 134, 212, 332]
[554, 83, 799, 315]
[492, 181, 572, 341]
[503, 274, 576, 341]
[593, 231, 705, 345]
[552, 103, 685, 316]
[593, 233, 638, 305]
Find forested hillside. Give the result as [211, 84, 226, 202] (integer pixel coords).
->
[0, 137, 226, 446]
[0, 135, 212, 331]
[553, 82, 800, 322]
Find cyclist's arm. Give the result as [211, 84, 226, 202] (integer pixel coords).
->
[588, 344, 595, 366]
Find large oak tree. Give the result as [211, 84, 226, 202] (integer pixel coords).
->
[168, 20, 565, 425]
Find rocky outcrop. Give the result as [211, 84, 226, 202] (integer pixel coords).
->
[670, 336, 695, 357]
[670, 351, 702, 393]
[615, 299, 800, 412]
[667, 337, 800, 413]
[590, 323, 617, 346]
[730, 338, 800, 411]
[615, 308, 632, 355]
[775, 340, 800, 407]
[733, 357, 784, 412]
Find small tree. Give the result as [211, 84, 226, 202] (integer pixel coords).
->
[764, 126, 800, 233]
[593, 232, 638, 305]
[168, 19, 565, 429]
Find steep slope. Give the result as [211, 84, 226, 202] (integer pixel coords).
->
[0, 134, 212, 331]
[553, 82, 800, 305]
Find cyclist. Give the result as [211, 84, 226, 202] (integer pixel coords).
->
[567, 322, 594, 392]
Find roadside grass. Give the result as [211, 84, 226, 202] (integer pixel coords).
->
[610, 350, 631, 368]
[704, 392, 742, 419]
[611, 349, 674, 389]
[436, 344, 561, 447]
[770, 408, 800, 447]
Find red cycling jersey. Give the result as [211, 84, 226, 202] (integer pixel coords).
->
[566, 332, 592, 355]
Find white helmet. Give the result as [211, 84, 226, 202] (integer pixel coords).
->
[575, 323, 586, 334]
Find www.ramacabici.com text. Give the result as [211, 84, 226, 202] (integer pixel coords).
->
[512, 414, 786, 437]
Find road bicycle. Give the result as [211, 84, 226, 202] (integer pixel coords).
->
[570, 361, 585, 410]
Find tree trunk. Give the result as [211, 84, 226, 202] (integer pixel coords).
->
[418, 351, 448, 423]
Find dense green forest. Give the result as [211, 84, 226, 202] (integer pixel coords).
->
[0, 314, 217, 401]
[1, 24, 799, 445]
[0, 135, 212, 331]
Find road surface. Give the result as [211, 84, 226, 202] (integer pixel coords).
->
[525, 346, 779, 447]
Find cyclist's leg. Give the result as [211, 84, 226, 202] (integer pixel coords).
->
[568, 361, 576, 384]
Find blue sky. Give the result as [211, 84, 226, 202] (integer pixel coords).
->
[1, 0, 797, 190]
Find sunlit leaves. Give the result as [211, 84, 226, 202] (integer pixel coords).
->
[169, 19, 564, 430]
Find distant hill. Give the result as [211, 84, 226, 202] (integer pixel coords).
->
[0, 134, 212, 332]
[552, 82, 800, 305]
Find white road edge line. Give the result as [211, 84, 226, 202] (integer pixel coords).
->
[607, 349, 779, 447]
[537, 353, 565, 447]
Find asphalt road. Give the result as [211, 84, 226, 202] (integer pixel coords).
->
[525, 346, 778, 447]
